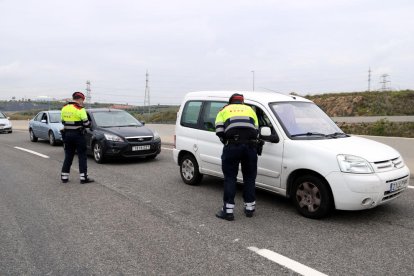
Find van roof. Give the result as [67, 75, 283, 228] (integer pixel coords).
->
[184, 90, 311, 103]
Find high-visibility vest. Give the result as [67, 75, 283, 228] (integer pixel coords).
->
[215, 104, 258, 139]
[61, 102, 90, 130]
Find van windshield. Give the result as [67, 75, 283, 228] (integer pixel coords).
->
[270, 102, 347, 139]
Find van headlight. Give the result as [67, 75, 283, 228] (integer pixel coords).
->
[104, 133, 124, 142]
[337, 154, 374, 174]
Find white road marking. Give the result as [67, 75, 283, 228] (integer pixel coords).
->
[14, 147, 50, 159]
[248, 247, 328, 276]
[408, 185, 414, 189]
[161, 147, 173, 151]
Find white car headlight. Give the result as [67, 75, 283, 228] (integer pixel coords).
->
[104, 133, 124, 142]
[153, 131, 160, 140]
[337, 154, 374, 174]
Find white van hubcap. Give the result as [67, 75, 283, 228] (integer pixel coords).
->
[296, 181, 321, 212]
[181, 159, 194, 180]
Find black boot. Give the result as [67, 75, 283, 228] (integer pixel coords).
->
[244, 209, 255, 217]
[215, 209, 234, 221]
[80, 177, 94, 184]
[61, 172, 69, 183]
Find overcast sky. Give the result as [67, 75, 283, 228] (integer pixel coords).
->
[1, 0, 413, 105]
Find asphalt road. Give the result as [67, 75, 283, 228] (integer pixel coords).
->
[1, 130, 413, 275]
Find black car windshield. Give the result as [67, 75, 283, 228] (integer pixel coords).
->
[270, 102, 346, 139]
[49, 113, 61, 123]
[92, 110, 143, 127]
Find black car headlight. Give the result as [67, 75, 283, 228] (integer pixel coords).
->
[104, 133, 124, 142]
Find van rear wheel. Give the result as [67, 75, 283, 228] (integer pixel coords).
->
[292, 175, 332, 219]
[180, 154, 203, 185]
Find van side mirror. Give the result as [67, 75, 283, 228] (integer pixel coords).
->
[260, 126, 279, 143]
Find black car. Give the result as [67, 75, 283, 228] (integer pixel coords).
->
[85, 108, 161, 163]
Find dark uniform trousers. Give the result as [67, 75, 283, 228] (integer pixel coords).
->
[221, 143, 258, 205]
[61, 130, 88, 175]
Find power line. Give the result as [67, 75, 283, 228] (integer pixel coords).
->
[86, 80, 91, 108]
[144, 70, 151, 116]
[380, 74, 390, 91]
[367, 67, 371, 92]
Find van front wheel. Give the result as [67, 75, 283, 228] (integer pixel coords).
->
[180, 154, 203, 185]
[292, 175, 332, 219]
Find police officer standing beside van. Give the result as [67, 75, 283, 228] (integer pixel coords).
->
[60, 91, 94, 184]
[215, 93, 259, 221]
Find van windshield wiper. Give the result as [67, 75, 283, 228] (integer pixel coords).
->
[326, 132, 349, 138]
[290, 132, 327, 137]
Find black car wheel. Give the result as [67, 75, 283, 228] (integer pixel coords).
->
[292, 174, 333, 219]
[93, 142, 105, 163]
[179, 154, 203, 185]
[29, 129, 38, 142]
[49, 131, 57, 146]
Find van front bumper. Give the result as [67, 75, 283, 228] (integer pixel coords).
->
[326, 166, 410, 210]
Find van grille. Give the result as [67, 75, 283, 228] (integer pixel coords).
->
[372, 156, 404, 172]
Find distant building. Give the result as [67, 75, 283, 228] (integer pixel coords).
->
[32, 96, 54, 102]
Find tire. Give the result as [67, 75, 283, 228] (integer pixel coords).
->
[292, 175, 333, 219]
[29, 129, 38, 142]
[93, 142, 105, 164]
[179, 154, 203, 185]
[49, 131, 57, 146]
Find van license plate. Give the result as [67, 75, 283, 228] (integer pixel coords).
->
[132, 145, 150, 151]
[389, 178, 408, 192]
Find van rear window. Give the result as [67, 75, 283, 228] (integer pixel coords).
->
[181, 101, 202, 128]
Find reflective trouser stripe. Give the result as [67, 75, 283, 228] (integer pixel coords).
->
[61, 172, 69, 180]
[80, 173, 87, 180]
[244, 201, 256, 211]
[225, 203, 235, 214]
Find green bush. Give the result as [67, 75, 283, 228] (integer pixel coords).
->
[338, 120, 414, 138]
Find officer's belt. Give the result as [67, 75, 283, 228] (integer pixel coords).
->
[63, 126, 83, 131]
[226, 139, 257, 145]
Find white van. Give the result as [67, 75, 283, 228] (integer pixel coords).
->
[173, 91, 410, 218]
